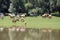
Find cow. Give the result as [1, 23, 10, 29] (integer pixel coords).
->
[20, 14, 26, 21]
[48, 15, 52, 19]
[42, 13, 49, 18]
[8, 13, 15, 19]
[42, 13, 52, 19]
[16, 14, 20, 21]
[12, 18, 17, 23]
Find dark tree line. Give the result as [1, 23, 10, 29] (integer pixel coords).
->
[0, 0, 10, 13]
[0, 0, 60, 16]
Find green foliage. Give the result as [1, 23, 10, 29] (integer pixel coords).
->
[24, 2, 33, 9]
[9, 0, 25, 13]
[10, 0, 19, 4]
[8, 3, 16, 13]
[28, 9, 37, 14]
[56, 0, 60, 6]
[0, 0, 60, 14]
[36, 7, 43, 13]
[28, 7, 44, 15]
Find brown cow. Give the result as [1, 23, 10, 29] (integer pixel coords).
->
[12, 18, 17, 23]
[48, 15, 52, 19]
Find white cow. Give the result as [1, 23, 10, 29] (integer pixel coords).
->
[20, 14, 26, 18]
[48, 15, 52, 19]
[8, 13, 15, 18]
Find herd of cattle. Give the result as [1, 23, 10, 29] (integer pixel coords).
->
[0, 13, 52, 32]
[0, 13, 26, 31]
[0, 13, 52, 27]
[0, 13, 52, 25]
[0, 13, 26, 23]
[0, 13, 52, 19]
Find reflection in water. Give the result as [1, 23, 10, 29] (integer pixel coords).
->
[0, 28, 9, 40]
[0, 28, 60, 40]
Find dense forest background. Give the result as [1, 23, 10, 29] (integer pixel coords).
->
[0, 0, 60, 16]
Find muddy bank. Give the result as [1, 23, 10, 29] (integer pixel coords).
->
[0, 28, 60, 40]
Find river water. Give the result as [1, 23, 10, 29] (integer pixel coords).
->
[0, 28, 60, 40]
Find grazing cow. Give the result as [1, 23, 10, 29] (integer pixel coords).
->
[48, 15, 52, 19]
[16, 14, 20, 21]
[8, 13, 15, 18]
[0, 13, 4, 19]
[16, 18, 19, 21]
[20, 14, 27, 28]
[20, 14, 26, 22]
[42, 14, 48, 18]
[12, 14, 20, 23]
[20, 14, 26, 18]
[12, 18, 20, 23]
[42, 14, 46, 18]
[12, 18, 17, 23]
[42, 13, 50, 18]
[44, 13, 49, 17]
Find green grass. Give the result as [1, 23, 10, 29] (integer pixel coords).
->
[0, 16, 60, 29]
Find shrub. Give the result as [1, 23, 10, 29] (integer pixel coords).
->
[24, 2, 33, 9]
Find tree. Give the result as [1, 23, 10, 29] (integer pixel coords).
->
[10, 0, 25, 13]
[56, 0, 60, 14]
[8, 3, 16, 13]
[25, 2, 33, 9]
[0, 0, 2, 12]
[0, 0, 10, 13]
[50, 0, 57, 13]
[56, 0, 60, 6]
[24, 2, 33, 16]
